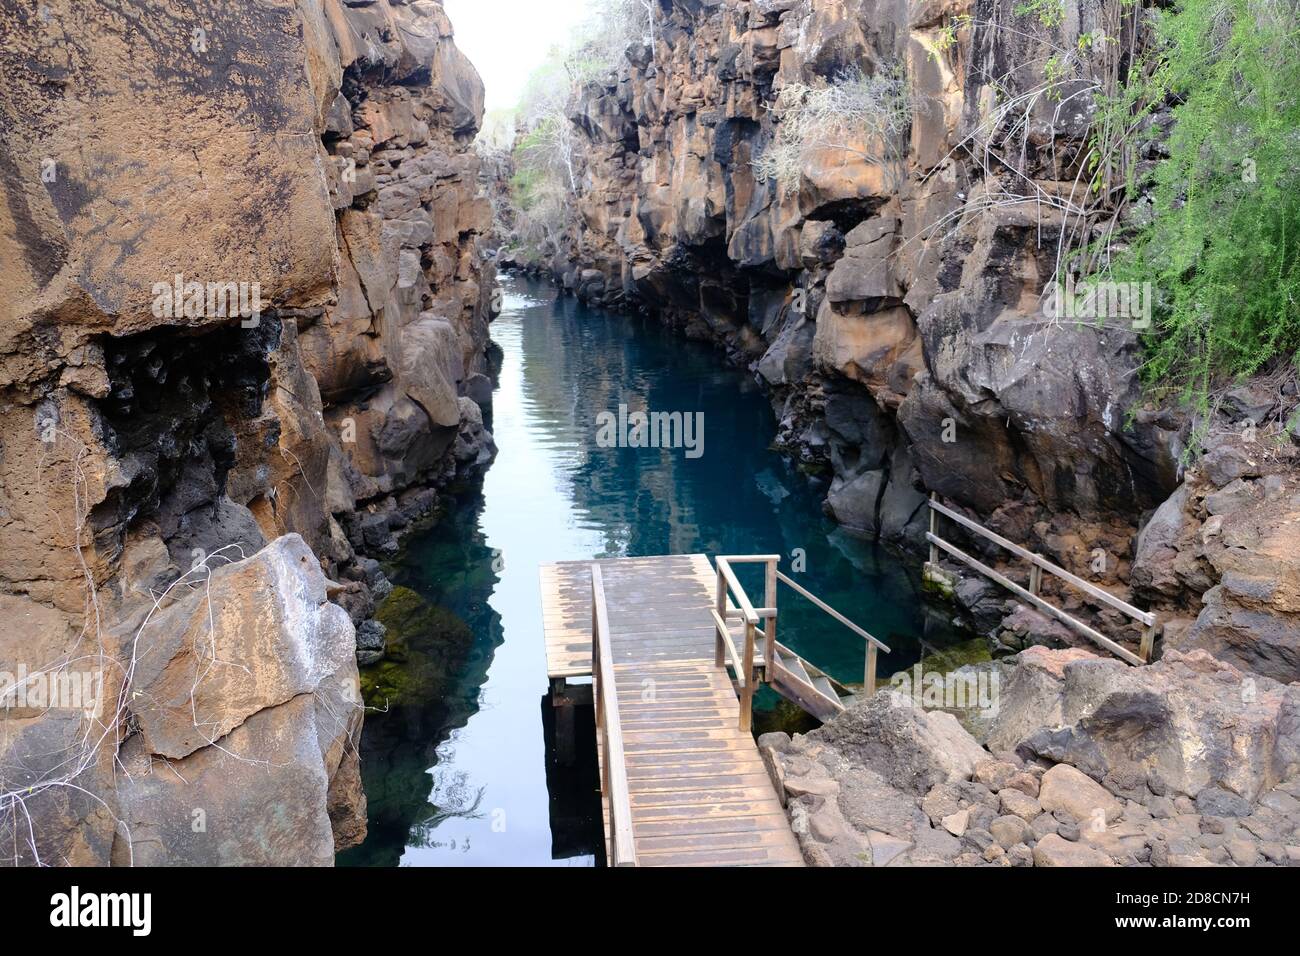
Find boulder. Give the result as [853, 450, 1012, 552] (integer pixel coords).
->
[990, 815, 1034, 848]
[1038, 764, 1123, 826]
[999, 788, 1043, 822]
[983, 646, 1098, 752]
[114, 669, 362, 866]
[825, 468, 886, 533]
[1013, 650, 1300, 803]
[1200, 444, 1261, 488]
[1033, 832, 1116, 866]
[118, 535, 357, 761]
[812, 692, 990, 795]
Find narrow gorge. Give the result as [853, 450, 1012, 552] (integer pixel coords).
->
[504, 0, 1298, 680]
[0, 0, 1298, 875]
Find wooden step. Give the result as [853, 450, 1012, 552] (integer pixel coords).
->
[778, 649, 811, 685]
[812, 674, 839, 701]
[768, 652, 845, 723]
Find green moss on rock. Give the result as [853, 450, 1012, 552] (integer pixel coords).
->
[361, 586, 475, 709]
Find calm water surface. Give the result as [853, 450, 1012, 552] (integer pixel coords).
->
[339, 275, 961, 867]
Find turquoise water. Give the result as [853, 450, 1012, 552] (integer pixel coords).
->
[338, 274, 961, 867]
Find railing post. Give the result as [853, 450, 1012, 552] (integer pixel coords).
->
[865, 641, 878, 697]
[1029, 560, 1042, 596]
[739, 619, 756, 732]
[714, 563, 726, 667]
[928, 494, 939, 566]
[763, 557, 777, 679]
[1139, 622, 1157, 662]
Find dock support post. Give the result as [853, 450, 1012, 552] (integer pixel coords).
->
[550, 678, 575, 764]
[555, 696, 575, 765]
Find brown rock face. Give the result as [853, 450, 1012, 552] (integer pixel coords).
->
[124, 535, 357, 762]
[1131, 426, 1300, 682]
[0, 1, 494, 864]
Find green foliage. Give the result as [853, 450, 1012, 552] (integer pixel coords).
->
[1104, 0, 1300, 412]
[1015, 0, 1067, 27]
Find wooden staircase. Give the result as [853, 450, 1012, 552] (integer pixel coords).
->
[721, 627, 853, 721]
[767, 638, 855, 721]
[711, 555, 889, 729]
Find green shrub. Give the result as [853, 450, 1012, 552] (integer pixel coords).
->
[1108, 0, 1300, 412]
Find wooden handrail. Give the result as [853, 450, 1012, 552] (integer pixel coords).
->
[928, 498, 1156, 627]
[709, 607, 746, 688]
[926, 495, 1157, 663]
[712, 555, 889, 717]
[591, 564, 636, 867]
[714, 557, 763, 729]
[716, 557, 760, 624]
[775, 569, 888, 694]
[775, 571, 891, 653]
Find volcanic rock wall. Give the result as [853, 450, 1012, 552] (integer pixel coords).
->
[535, 0, 1183, 537]
[520, 0, 1300, 686]
[519, 0, 1299, 670]
[0, 0, 495, 865]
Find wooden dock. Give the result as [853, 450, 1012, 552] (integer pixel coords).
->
[539, 555, 805, 867]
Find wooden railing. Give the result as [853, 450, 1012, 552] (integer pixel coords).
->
[590, 564, 636, 866]
[711, 555, 890, 729]
[925, 495, 1158, 665]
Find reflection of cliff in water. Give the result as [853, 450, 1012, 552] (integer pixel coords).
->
[338, 488, 502, 867]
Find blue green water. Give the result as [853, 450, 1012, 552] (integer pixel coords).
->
[338, 274, 961, 867]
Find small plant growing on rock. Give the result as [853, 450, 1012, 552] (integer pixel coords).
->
[752, 65, 915, 197]
[1015, 0, 1068, 27]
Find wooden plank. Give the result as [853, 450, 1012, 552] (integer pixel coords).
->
[634, 846, 803, 866]
[623, 772, 774, 791]
[543, 553, 804, 867]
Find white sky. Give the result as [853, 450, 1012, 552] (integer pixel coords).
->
[444, 0, 596, 113]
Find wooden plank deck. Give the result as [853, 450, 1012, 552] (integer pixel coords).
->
[539, 555, 804, 867]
